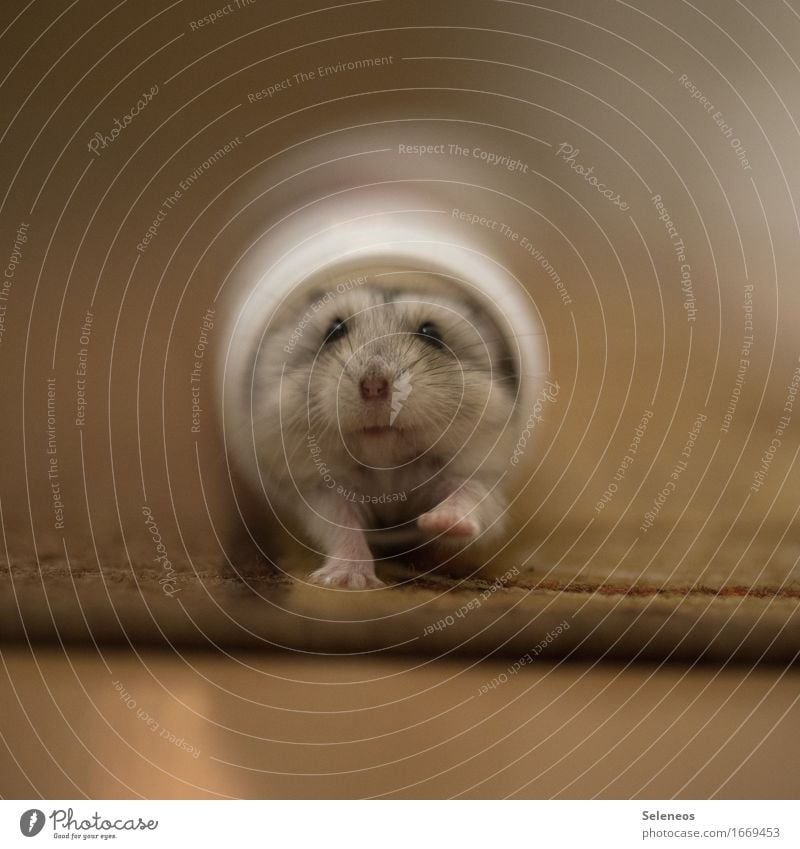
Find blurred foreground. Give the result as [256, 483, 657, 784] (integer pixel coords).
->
[1, 647, 798, 799]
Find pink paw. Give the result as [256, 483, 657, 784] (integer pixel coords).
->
[308, 559, 385, 589]
[418, 507, 480, 539]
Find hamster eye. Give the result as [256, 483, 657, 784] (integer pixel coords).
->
[324, 317, 348, 344]
[417, 321, 444, 349]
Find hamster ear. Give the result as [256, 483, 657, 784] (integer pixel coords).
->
[379, 287, 403, 303]
[464, 296, 521, 392]
[302, 288, 326, 305]
[459, 292, 491, 324]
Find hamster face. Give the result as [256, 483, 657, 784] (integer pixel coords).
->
[260, 285, 517, 470]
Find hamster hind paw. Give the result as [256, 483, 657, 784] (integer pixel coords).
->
[308, 559, 385, 589]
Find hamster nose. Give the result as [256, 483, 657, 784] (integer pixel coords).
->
[359, 374, 389, 400]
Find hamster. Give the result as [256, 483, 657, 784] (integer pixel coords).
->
[245, 281, 519, 588]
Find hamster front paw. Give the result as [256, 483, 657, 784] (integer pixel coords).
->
[417, 507, 480, 539]
[308, 559, 385, 589]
